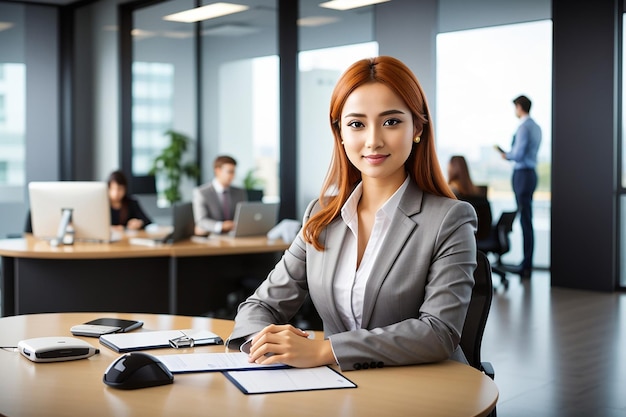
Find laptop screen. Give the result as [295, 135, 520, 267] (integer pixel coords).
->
[230, 202, 279, 237]
[168, 202, 195, 242]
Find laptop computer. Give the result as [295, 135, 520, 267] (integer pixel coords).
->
[129, 202, 194, 246]
[229, 201, 279, 237]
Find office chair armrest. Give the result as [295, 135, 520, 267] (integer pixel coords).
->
[481, 361, 495, 380]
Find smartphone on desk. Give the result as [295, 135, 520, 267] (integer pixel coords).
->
[70, 318, 144, 337]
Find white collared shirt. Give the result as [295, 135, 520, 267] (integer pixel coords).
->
[211, 178, 227, 233]
[332, 177, 410, 330]
[212, 178, 226, 196]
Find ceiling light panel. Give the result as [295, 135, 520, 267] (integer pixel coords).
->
[297, 16, 340, 27]
[319, 0, 391, 11]
[0, 22, 14, 32]
[163, 2, 249, 23]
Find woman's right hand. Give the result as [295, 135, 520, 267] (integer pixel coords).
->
[248, 324, 334, 369]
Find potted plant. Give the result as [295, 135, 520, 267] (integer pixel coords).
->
[149, 129, 200, 206]
[243, 168, 264, 201]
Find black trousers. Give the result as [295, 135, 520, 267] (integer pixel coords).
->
[512, 168, 538, 269]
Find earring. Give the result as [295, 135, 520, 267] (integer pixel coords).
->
[341, 140, 344, 145]
[413, 136, 421, 144]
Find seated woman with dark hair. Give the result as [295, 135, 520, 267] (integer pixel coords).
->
[447, 155, 481, 197]
[108, 170, 152, 231]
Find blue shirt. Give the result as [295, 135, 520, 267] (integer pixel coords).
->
[506, 115, 542, 170]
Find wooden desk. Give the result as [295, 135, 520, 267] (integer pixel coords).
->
[0, 313, 499, 417]
[0, 235, 290, 317]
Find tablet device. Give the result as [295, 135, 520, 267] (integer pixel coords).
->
[71, 318, 144, 337]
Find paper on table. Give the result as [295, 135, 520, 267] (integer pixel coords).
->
[156, 352, 288, 373]
[224, 366, 357, 395]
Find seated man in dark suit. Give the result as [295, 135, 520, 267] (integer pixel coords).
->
[192, 155, 247, 235]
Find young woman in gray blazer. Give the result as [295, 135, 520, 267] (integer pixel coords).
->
[228, 56, 477, 371]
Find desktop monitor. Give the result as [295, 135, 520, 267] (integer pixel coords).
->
[28, 181, 112, 242]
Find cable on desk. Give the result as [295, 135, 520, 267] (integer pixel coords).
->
[1, 346, 18, 352]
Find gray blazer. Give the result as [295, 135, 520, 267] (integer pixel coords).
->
[228, 180, 477, 371]
[192, 182, 248, 233]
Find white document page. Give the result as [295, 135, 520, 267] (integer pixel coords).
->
[224, 366, 357, 395]
[156, 352, 287, 373]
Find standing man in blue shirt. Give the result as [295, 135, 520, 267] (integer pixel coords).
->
[497, 95, 542, 279]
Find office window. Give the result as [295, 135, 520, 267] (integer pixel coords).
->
[132, 62, 174, 175]
[0, 63, 26, 194]
[436, 20, 552, 269]
[0, 93, 5, 124]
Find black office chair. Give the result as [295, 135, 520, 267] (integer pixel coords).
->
[461, 250, 496, 415]
[458, 193, 492, 242]
[477, 211, 517, 289]
[457, 191, 511, 290]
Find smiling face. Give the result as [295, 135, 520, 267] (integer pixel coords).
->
[340, 82, 420, 186]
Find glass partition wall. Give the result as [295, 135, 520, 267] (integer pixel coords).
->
[617, 14, 626, 290]
[119, 2, 561, 278]
[122, 0, 279, 205]
[0, 1, 59, 238]
[200, 0, 279, 203]
[123, 0, 198, 203]
[296, 0, 377, 216]
[0, 3, 25, 204]
[122, 0, 380, 215]
[436, 20, 553, 270]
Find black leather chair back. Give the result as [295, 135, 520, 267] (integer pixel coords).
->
[460, 250, 493, 371]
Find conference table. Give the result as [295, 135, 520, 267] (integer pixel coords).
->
[0, 234, 290, 317]
[0, 312, 499, 417]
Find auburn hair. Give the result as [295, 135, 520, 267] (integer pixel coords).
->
[302, 56, 455, 250]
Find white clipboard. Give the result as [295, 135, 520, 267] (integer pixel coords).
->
[99, 329, 222, 353]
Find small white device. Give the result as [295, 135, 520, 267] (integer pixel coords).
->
[18, 337, 100, 363]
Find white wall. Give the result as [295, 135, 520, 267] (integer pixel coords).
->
[439, 0, 550, 33]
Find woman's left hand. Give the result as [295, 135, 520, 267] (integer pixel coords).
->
[248, 324, 334, 368]
[126, 218, 144, 230]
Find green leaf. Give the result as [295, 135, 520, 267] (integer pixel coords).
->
[150, 130, 200, 204]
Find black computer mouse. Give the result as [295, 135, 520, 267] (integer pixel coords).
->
[103, 352, 174, 390]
